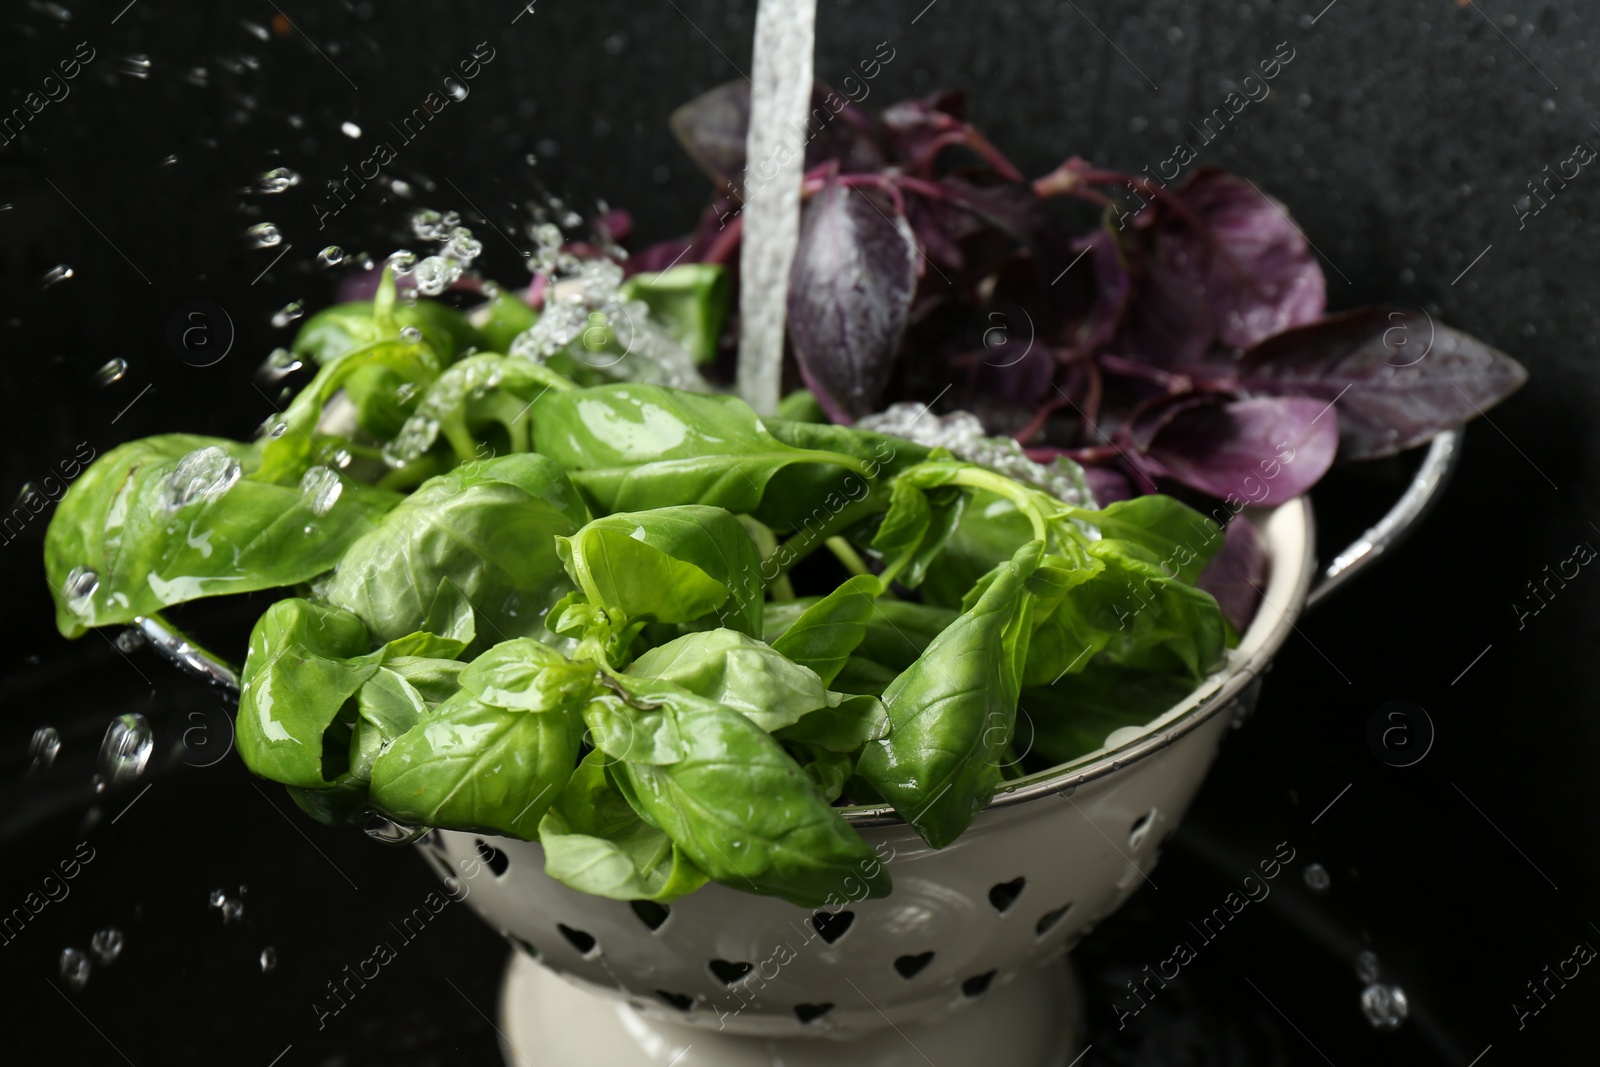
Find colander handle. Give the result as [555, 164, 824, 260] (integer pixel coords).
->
[1305, 428, 1462, 609]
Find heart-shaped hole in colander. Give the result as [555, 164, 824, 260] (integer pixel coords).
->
[809, 909, 856, 944]
[709, 959, 755, 985]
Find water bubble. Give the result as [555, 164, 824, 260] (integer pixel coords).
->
[118, 55, 152, 79]
[27, 726, 61, 773]
[209, 888, 228, 909]
[1303, 863, 1330, 891]
[271, 300, 305, 329]
[59, 947, 91, 992]
[246, 222, 283, 248]
[413, 255, 461, 297]
[1359, 983, 1409, 1030]
[94, 358, 128, 387]
[221, 899, 244, 924]
[64, 566, 99, 617]
[259, 946, 278, 973]
[113, 628, 144, 653]
[341, 121, 362, 139]
[90, 928, 125, 965]
[362, 811, 429, 845]
[317, 245, 345, 267]
[99, 713, 153, 788]
[387, 249, 417, 274]
[1356, 949, 1381, 984]
[298, 466, 343, 517]
[41, 264, 74, 288]
[255, 167, 301, 195]
[160, 446, 241, 510]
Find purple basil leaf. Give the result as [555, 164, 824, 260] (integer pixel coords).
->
[1081, 463, 1134, 504]
[670, 82, 751, 191]
[787, 176, 919, 420]
[1237, 305, 1529, 459]
[1143, 395, 1338, 501]
[1197, 516, 1268, 634]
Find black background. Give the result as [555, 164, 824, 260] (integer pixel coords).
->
[1, 1, 1596, 1064]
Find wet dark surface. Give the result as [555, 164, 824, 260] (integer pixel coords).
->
[2, 1, 1597, 1063]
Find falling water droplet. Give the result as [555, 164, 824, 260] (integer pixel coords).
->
[31, 1, 72, 22]
[90, 928, 125, 965]
[93, 358, 128, 386]
[1356, 949, 1381, 984]
[412, 255, 460, 297]
[1360, 983, 1409, 1030]
[41, 264, 74, 288]
[59, 948, 91, 991]
[271, 301, 305, 328]
[27, 726, 62, 773]
[247, 222, 282, 248]
[317, 245, 345, 267]
[113, 628, 144, 653]
[298, 466, 343, 516]
[1303, 863, 1330, 892]
[159, 154, 178, 166]
[159, 446, 242, 510]
[256, 167, 300, 194]
[257, 347, 303, 384]
[64, 566, 99, 618]
[386, 250, 417, 274]
[390, 178, 413, 198]
[118, 55, 152, 79]
[98, 713, 153, 788]
[185, 66, 209, 87]
[259, 946, 278, 973]
[447, 227, 483, 263]
[362, 811, 429, 845]
[241, 18, 270, 40]
[221, 899, 244, 924]
[209, 888, 228, 909]
[341, 121, 362, 139]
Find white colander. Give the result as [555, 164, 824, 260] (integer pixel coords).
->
[142, 434, 1460, 1067]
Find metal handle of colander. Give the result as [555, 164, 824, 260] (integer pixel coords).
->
[135, 429, 1464, 693]
[1306, 428, 1462, 609]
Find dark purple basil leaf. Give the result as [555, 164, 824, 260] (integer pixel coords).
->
[669, 82, 751, 191]
[1144, 395, 1338, 501]
[1114, 240, 1214, 367]
[881, 90, 967, 170]
[787, 176, 919, 420]
[1082, 463, 1134, 504]
[1125, 393, 1218, 452]
[1197, 516, 1268, 634]
[1237, 306, 1529, 459]
[1182, 168, 1326, 349]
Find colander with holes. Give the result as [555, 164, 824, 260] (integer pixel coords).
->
[151, 435, 1459, 1067]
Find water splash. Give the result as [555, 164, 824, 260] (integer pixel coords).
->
[117, 55, 152, 79]
[27, 726, 61, 773]
[159, 446, 241, 510]
[246, 222, 283, 248]
[1356, 949, 1380, 984]
[41, 264, 74, 288]
[90, 928, 125, 965]
[94, 358, 128, 386]
[362, 812, 429, 845]
[255, 168, 300, 195]
[98, 713, 153, 788]
[413, 255, 462, 297]
[59, 947, 91, 991]
[1359, 983, 1409, 1030]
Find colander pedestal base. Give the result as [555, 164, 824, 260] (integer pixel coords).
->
[498, 949, 1085, 1066]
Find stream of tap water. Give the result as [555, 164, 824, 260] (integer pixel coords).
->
[734, 0, 817, 415]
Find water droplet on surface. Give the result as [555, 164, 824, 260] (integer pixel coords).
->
[118, 54, 152, 78]
[317, 245, 345, 267]
[41, 264, 74, 288]
[1303, 863, 1330, 891]
[259, 946, 278, 973]
[341, 120, 362, 139]
[399, 325, 422, 344]
[363, 811, 429, 845]
[1356, 949, 1381, 984]
[256, 167, 300, 194]
[90, 928, 125, 965]
[159, 446, 242, 510]
[1360, 982, 1409, 1030]
[298, 466, 343, 516]
[271, 301, 305, 328]
[94, 358, 128, 386]
[59, 947, 91, 991]
[64, 567, 99, 617]
[98, 713, 153, 788]
[246, 222, 283, 248]
[27, 726, 61, 772]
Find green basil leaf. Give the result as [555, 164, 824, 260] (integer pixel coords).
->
[470, 289, 539, 354]
[618, 264, 730, 365]
[1066, 496, 1225, 585]
[380, 657, 467, 705]
[293, 298, 482, 369]
[856, 540, 1044, 848]
[627, 628, 835, 732]
[766, 574, 882, 686]
[608, 685, 890, 908]
[538, 751, 709, 902]
[557, 506, 763, 636]
[369, 691, 580, 838]
[327, 453, 588, 646]
[870, 480, 967, 589]
[789, 744, 857, 803]
[921, 490, 1037, 609]
[776, 693, 890, 752]
[1019, 667, 1200, 766]
[531, 383, 865, 515]
[236, 598, 377, 789]
[44, 436, 398, 637]
[458, 637, 599, 712]
[343, 362, 416, 439]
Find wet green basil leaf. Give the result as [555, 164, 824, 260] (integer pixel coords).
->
[618, 264, 730, 365]
[765, 573, 882, 686]
[627, 628, 835, 732]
